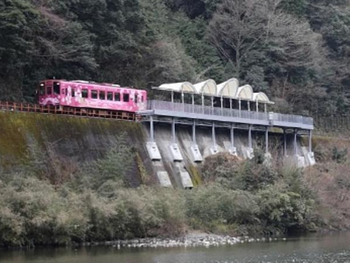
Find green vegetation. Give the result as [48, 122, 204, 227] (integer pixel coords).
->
[0, 114, 349, 248]
[1, 0, 350, 116]
[0, 140, 323, 248]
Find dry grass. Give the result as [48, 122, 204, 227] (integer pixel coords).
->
[304, 136, 350, 230]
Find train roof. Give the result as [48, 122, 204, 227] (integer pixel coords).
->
[41, 79, 146, 92]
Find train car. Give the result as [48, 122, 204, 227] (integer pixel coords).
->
[38, 79, 147, 112]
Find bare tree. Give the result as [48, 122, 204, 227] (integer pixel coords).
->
[208, 0, 325, 79]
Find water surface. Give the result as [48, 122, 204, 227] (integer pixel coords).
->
[1, 232, 350, 263]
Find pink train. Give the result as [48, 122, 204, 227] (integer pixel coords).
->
[38, 79, 147, 113]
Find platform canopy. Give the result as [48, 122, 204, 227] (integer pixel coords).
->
[158, 82, 196, 94]
[154, 79, 274, 104]
[253, 92, 274, 104]
[217, 78, 239, 99]
[237, 85, 254, 100]
[193, 79, 217, 96]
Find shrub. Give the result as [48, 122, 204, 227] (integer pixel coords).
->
[201, 154, 278, 192]
[185, 184, 259, 232]
[332, 147, 348, 164]
[257, 185, 315, 235]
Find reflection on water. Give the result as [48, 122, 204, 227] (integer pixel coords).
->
[1, 232, 350, 263]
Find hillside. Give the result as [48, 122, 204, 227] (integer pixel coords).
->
[1, 0, 350, 116]
[0, 111, 349, 247]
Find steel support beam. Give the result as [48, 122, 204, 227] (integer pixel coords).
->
[265, 127, 269, 154]
[150, 115, 154, 142]
[239, 100, 242, 117]
[231, 124, 235, 148]
[248, 125, 252, 149]
[192, 120, 196, 144]
[294, 129, 298, 156]
[192, 94, 195, 113]
[309, 130, 313, 153]
[284, 129, 287, 156]
[221, 97, 224, 115]
[201, 95, 204, 114]
[212, 122, 216, 147]
[172, 118, 176, 144]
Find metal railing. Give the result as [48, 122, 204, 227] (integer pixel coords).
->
[147, 100, 313, 126]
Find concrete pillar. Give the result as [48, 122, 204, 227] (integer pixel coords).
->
[171, 91, 174, 103]
[248, 101, 251, 111]
[192, 120, 196, 144]
[264, 104, 267, 113]
[150, 115, 154, 142]
[211, 96, 214, 114]
[212, 123, 216, 147]
[309, 130, 313, 153]
[284, 129, 287, 156]
[230, 99, 233, 117]
[249, 125, 253, 149]
[231, 124, 235, 148]
[256, 101, 259, 112]
[172, 118, 176, 144]
[265, 128, 269, 154]
[294, 130, 298, 156]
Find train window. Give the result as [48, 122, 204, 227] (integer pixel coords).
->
[91, 90, 98, 99]
[107, 92, 113, 101]
[47, 87, 52, 95]
[123, 93, 129, 102]
[141, 95, 144, 102]
[72, 89, 75, 97]
[39, 86, 45, 95]
[115, 93, 120, 101]
[134, 94, 138, 103]
[99, 91, 105, 100]
[82, 89, 88, 98]
[53, 82, 60, 94]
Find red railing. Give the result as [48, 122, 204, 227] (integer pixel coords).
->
[0, 101, 137, 121]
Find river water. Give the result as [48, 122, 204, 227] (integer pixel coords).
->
[1, 232, 350, 263]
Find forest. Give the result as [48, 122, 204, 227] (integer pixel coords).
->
[1, 0, 350, 116]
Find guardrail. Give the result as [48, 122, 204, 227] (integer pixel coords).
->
[147, 100, 313, 126]
[0, 101, 136, 121]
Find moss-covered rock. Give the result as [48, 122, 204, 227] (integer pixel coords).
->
[0, 112, 151, 186]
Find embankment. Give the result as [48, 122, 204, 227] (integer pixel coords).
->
[0, 111, 154, 186]
[0, 111, 349, 248]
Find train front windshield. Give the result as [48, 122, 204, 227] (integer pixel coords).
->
[38, 81, 61, 96]
[39, 82, 45, 96]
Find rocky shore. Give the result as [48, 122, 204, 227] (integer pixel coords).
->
[81, 233, 287, 249]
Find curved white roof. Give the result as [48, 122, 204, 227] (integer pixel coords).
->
[155, 79, 274, 103]
[217, 78, 239, 99]
[237, 85, 254, 100]
[158, 82, 196, 94]
[194, 79, 217, 96]
[253, 92, 269, 102]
